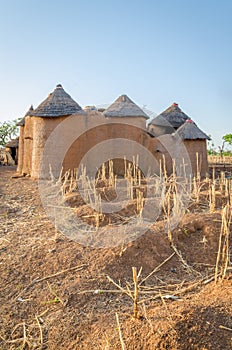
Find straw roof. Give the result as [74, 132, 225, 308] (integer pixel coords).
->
[32, 84, 83, 117]
[149, 103, 189, 128]
[17, 105, 34, 126]
[103, 95, 149, 119]
[5, 137, 19, 148]
[174, 120, 210, 140]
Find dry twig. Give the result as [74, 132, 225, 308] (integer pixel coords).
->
[15, 264, 88, 299]
[139, 252, 175, 286]
[115, 313, 126, 350]
[132, 267, 139, 319]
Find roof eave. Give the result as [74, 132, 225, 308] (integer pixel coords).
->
[104, 113, 149, 119]
[32, 110, 85, 118]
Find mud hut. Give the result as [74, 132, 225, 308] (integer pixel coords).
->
[148, 102, 189, 136]
[104, 94, 149, 127]
[5, 137, 19, 164]
[174, 119, 210, 176]
[17, 84, 84, 178]
[102, 95, 151, 174]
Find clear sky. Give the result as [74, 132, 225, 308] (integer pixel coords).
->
[0, 0, 231, 147]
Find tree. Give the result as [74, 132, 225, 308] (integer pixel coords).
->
[222, 134, 232, 146]
[0, 119, 20, 147]
[218, 134, 232, 158]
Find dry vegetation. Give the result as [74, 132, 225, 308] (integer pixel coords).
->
[208, 155, 232, 164]
[0, 161, 231, 349]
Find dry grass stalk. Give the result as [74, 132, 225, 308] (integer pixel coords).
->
[32, 264, 87, 284]
[220, 171, 225, 193]
[136, 189, 144, 218]
[35, 315, 44, 349]
[162, 155, 168, 183]
[132, 267, 139, 319]
[192, 176, 200, 203]
[139, 252, 175, 286]
[106, 275, 132, 298]
[225, 178, 231, 205]
[171, 244, 193, 274]
[219, 325, 232, 332]
[165, 189, 173, 244]
[107, 268, 142, 318]
[215, 203, 231, 282]
[142, 302, 155, 333]
[115, 313, 126, 350]
[15, 264, 87, 300]
[159, 292, 173, 325]
[0, 322, 30, 349]
[196, 152, 202, 181]
[46, 281, 64, 305]
[209, 179, 216, 213]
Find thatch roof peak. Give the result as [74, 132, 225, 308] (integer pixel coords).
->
[26, 105, 34, 114]
[32, 84, 83, 117]
[104, 94, 149, 119]
[17, 105, 34, 126]
[174, 119, 210, 140]
[149, 102, 189, 128]
[115, 95, 133, 103]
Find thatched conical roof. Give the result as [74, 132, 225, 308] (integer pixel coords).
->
[32, 84, 83, 117]
[17, 105, 34, 126]
[174, 119, 210, 140]
[5, 137, 19, 148]
[103, 95, 149, 119]
[149, 103, 189, 128]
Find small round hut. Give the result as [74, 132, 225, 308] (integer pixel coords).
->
[102, 94, 150, 175]
[148, 103, 189, 136]
[104, 94, 149, 128]
[174, 119, 210, 176]
[17, 84, 84, 178]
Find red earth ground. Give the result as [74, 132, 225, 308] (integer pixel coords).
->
[0, 166, 231, 349]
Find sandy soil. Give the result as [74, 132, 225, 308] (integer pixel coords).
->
[0, 166, 231, 349]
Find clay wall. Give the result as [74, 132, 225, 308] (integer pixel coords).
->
[31, 116, 67, 178]
[183, 140, 209, 177]
[62, 113, 162, 177]
[17, 126, 24, 173]
[105, 116, 147, 129]
[22, 117, 34, 175]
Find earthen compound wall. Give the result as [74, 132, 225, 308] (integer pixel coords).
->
[18, 112, 209, 179]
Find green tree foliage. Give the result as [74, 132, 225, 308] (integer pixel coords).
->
[218, 133, 232, 157]
[208, 134, 232, 156]
[222, 134, 232, 145]
[0, 119, 20, 147]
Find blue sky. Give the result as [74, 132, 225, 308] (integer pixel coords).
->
[0, 0, 231, 147]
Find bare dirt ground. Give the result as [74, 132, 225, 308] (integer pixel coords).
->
[0, 166, 231, 349]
